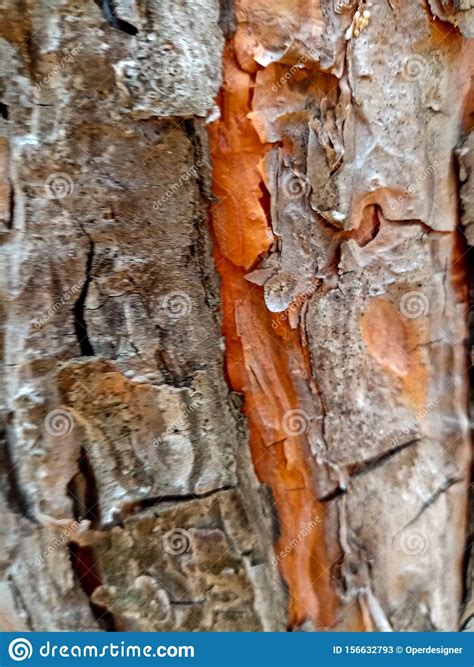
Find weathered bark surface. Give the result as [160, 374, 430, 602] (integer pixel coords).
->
[0, 0, 473, 632]
[458, 127, 474, 632]
[0, 0, 284, 631]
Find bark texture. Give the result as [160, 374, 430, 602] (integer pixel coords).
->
[0, 0, 284, 632]
[0, 0, 473, 633]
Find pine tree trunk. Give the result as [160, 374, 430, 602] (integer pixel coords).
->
[0, 0, 472, 632]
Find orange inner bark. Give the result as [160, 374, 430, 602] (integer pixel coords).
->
[209, 41, 338, 628]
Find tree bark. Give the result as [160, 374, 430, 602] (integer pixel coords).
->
[0, 0, 472, 632]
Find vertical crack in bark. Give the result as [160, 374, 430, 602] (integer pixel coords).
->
[455, 129, 474, 625]
[218, 0, 236, 37]
[73, 237, 95, 356]
[461, 241, 474, 628]
[182, 118, 221, 321]
[94, 0, 138, 35]
[208, 38, 338, 629]
[0, 102, 9, 120]
[68, 542, 116, 631]
[66, 449, 113, 628]
[1, 420, 34, 520]
[8, 183, 14, 230]
[67, 447, 101, 528]
[0, 133, 13, 230]
[183, 119, 214, 203]
[8, 576, 33, 630]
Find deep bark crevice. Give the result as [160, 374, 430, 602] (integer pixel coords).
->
[183, 118, 221, 324]
[122, 484, 235, 517]
[348, 438, 421, 478]
[403, 476, 464, 530]
[318, 439, 421, 502]
[218, 0, 236, 37]
[0, 102, 9, 120]
[95, 0, 138, 35]
[68, 543, 117, 631]
[461, 488, 473, 606]
[8, 183, 14, 229]
[183, 119, 210, 202]
[318, 485, 347, 503]
[8, 576, 33, 630]
[1, 422, 35, 521]
[73, 237, 95, 357]
[67, 447, 101, 527]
